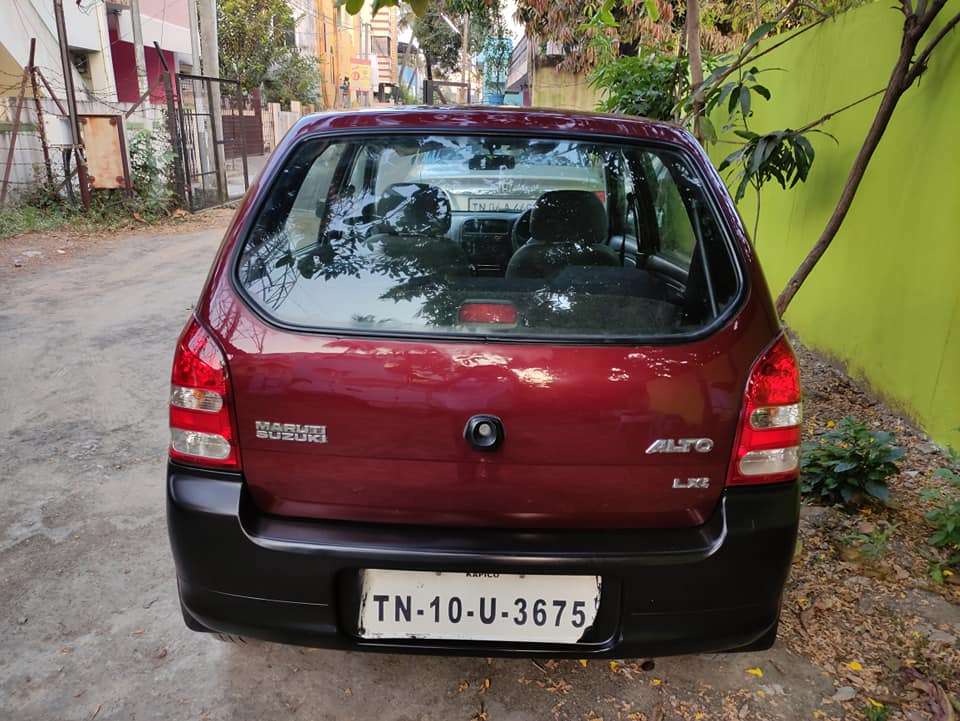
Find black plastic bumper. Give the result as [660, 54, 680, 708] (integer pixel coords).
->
[167, 462, 799, 657]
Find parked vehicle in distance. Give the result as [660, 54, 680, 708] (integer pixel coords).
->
[167, 106, 801, 657]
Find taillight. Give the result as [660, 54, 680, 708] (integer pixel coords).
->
[168, 318, 240, 469]
[728, 335, 802, 485]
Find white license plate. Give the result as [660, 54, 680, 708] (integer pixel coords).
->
[357, 570, 602, 644]
[467, 197, 534, 212]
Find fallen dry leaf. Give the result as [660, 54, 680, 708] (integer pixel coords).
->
[746, 667, 764, 678]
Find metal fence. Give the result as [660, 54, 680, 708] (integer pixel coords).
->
[1, 50, 261, 215]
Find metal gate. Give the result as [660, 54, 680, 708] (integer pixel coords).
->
[174, 73, 257, 212]
[423, 79, 472, 105]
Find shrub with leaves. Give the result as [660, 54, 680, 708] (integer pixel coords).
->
[800, 417, 903, 506]
[923, 446, 960, 580]
[127, 126, 174, 219]
[718, 128, 824, 203]
[591, 51, 682, 121]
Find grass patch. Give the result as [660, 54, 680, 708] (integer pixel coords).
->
[0, 204, 77, 240]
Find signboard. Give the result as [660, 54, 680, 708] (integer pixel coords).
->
[350, 58, 372, 92]
[78, 115, 130, 190]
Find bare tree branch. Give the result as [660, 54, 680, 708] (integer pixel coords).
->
[904, 10, 960, 85]
[795, 87, 887, 133]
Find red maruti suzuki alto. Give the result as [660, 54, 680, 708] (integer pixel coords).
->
[167, 106, 801, 657]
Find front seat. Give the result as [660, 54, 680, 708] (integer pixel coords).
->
[505, 190, 620, 279]
[365, 183, 471, 275]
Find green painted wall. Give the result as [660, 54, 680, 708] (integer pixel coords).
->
[711, 0, 960, 449]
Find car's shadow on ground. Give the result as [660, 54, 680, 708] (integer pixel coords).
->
[213, 635, 835, 720]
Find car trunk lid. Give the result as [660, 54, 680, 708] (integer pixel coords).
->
[229, 333, 746, 529]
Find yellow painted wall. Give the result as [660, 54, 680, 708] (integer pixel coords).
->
[532, 65, 600, 110]
[711, 0, 960, 448]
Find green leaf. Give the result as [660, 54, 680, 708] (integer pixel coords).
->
[749, 137, 769, 178]
[407, 0, 429, 15]
[700, 116, 717, 144]
[345, 0, 365, 13]
[864, 480, 890, 501]
[728, 85, 741, 115]
[734, 129, 759, 140]
[747, 21, 777, 46]
[644, 0, 660, 21]
[739, 86, 751, 116]
[718, 147, 743, 171]
[840, 485, 856, 504]
[833, 460, 858, 473]
[753, 84, 771, 101]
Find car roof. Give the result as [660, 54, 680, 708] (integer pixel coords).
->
[287, 105, 698, 152]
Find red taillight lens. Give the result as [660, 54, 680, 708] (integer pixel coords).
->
[168, 318, 240, 469]
[728, 335, 801, 486]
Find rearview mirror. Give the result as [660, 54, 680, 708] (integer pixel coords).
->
[469, 155, 516, 171]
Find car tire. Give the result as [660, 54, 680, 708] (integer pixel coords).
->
[213, 633, 248, 644]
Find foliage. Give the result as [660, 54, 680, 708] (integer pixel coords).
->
[800, 418, 904, 507]
[1, 125, 175, 240]
[127, 127, 175, 219]
[696, 62, 776, 136]
[217, 0, 298, 92]
[517, 0, 712, 74]
[264, 51, 321, 106]
[411, 0, 505, 81]
[0, 204, 74, 240]
[413, 5, 462, 78]
[842, 522, 896, 561]
[480, 35, 512, 93]
[590, 50, 682, 120]
[864, 700, 891, 721]
[718, 128, 823, 202]
[922, 446, 960, 577]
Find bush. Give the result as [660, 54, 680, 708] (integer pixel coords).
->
[127, 125, 175, 219]
[800, 417, 903, 506]
[924, 447, 960, 579]
[590, 51, 682, 121]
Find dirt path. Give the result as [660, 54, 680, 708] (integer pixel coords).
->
[0, 221, 955, 721]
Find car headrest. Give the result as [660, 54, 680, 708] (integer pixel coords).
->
[377, 183, 452, 236]
[529, 190, 607, 245]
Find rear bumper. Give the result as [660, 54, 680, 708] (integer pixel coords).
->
[167, 462, 799, 657]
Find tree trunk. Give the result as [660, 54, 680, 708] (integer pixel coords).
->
[774, 21, 919, 315]
[686, 0, 705, 142]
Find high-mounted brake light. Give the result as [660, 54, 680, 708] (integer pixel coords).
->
[168, 318, 240, 469]
[728, 335, 802, 486]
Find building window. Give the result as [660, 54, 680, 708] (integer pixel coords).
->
[372, 36, 390, 57]
[71, 51, 91, 79]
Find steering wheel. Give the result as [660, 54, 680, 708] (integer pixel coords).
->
[511, 208, 533, 250]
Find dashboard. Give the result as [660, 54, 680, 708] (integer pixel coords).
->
[449, 212, 521, 276]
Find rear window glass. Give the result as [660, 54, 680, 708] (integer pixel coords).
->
[237, 134, 739, 339]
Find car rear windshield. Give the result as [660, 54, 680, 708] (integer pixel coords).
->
[237, 134, 740, 340]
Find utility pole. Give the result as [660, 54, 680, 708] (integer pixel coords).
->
[186, 0, 202, 69]
[53, 0, 91, 209]
[197, 0, 228, 201]
[186, 0, 211, 177]
[129, 0, 149, 97]
[460, 14, 470, 103]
